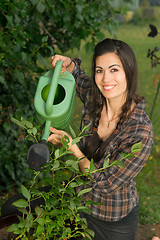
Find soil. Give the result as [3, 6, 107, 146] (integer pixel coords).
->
[137, 223, 160, 240]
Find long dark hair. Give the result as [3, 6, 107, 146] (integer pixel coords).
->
[90, 38, 140, 128]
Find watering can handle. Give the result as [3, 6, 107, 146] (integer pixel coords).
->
[45, 60, 63, 116]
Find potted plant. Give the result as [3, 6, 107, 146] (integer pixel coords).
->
[6, 117, 142, 240]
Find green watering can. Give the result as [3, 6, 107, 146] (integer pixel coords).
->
[27, 60, 76, 170]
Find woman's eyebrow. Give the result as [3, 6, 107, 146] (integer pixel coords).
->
[95, 66, 103, 69]
[108, 64, 120, 69]
[95, 64, 121, 69]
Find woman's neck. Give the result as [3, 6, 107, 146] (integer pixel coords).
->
[105, 97, 125, 121]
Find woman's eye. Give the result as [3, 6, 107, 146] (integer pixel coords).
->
[96, 69, 103, 74]
[111, 68, 118, 72]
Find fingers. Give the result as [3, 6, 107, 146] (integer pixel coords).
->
[48, 127, 72, 147]
[48, 129, 63, 146]
[50, 54, 71, 74]
[49, 127, 60, 135]
[48, 127, 62, 143]
[49, 127, 66, 137]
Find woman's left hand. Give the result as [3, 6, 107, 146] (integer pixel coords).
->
[48, 127, 72, 148]
[48, 127, 91, 173]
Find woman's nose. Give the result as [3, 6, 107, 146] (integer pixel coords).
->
[102, 70, 111, 82]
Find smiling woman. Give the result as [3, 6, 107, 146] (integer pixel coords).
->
[95, 52, 127, 136]
[49, 38, 153, 240]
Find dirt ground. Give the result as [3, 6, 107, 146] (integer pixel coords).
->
[0, 223, 160, 240]
[137, 223, 160, 240]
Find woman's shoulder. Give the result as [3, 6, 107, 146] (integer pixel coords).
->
[123, 98, 153, 139]
[132, 97, 152, 124]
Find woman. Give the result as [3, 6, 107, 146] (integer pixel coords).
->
[49, 38, 153, 240]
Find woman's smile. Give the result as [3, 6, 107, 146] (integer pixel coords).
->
[103, 84, 117, 91]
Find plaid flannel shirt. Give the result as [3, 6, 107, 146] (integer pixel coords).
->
[72, 59, 153, 222]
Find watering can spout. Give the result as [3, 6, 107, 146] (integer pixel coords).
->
[42, 120, 51, 141]
[45, 60, 63, 116]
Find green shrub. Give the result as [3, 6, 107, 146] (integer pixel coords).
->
[6, 118, 141, 239]
[0, 0, 119, 191]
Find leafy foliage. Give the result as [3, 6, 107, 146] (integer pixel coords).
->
[0, 0, 119, 191]
[6, 118, 142, 239]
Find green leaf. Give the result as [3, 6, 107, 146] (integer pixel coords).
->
[69, 125, 76, 138]
[86, 228, 95, 237]
[70, 199, 76, 210]
[80, 123, 91, 135]
[53, 160, 60, 170]
[69, 182, 78, 188]
[0, 76, 5, 84]
[35, 206, 42, 216]
[18, 222, 25, 228]
[75, 178, 85, 185]
[32, 127, 37, 135]
[36, 217, 45, 225]
[22, 120, 33, 129]
[65, 159, 75, 167]
[117, 160, 126, 168]
[45, 216, 52, 223]
[12, 199, 28, 208]
[25, 135, 35, 143]
[77, 188, 92, 197]
[10, 117, 25, 128]
[21, 185, 31, 200]
[54, 149, 60, 158]
[14, 70, 24, 83]
[42, 36, 48, 42]
[103, 158, 109, 168]
[36, 224, 44, 235]
[120, 152, 134, 159]
[62, 135, 70, 148]
[131, 141, 142, 153]
[77, 206, 92, 214]
[76, 4, 84, 14]
[71, 162, 79, 171]
[27, 129, 32, 134]
[7, 224, 19, 233]
[30, 0, 38, 5]
[72, 137, 82, 145]
[6, 15, 13, 24]
[36, 2, 46, 13]
[18, 208, 28, 215]
[26, 213, 33, 228]
[89, 159, 95, 172]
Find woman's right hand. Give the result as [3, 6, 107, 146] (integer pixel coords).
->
[50, 54, 75, 74]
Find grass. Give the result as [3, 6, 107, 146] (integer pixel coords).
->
[136, 145, 160, 224]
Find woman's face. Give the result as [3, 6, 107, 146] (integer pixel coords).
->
[95, 52, 127, 103]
